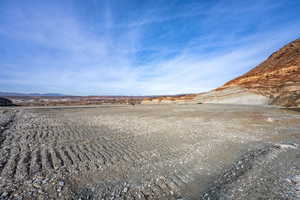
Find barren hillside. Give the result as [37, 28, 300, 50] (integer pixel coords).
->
[196, 38, 300, 107]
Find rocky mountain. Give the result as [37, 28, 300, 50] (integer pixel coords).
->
[196, 38, 300, 107]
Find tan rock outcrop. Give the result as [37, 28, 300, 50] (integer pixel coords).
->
[141, 94, 197, 104]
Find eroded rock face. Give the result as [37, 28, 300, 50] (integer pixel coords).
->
[197, 38, 300, 107]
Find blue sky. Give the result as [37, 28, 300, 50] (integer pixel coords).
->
[0, 0, 300, 95]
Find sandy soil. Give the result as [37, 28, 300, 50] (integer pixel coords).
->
[0, 104, 300, 200]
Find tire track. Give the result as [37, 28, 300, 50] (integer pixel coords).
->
[15, 147, 31, 180]
[0, 109, 213, 198]
[0, 147, 11, 175]
[69, 145, 83, 163]
[0, 111, 16, 148]
[54, 147, 65, 168]
[30, 148, 42, 175]
[1, 147, 20, 179]
[60, 146, 74, 166]
[41, 148, 54, 172]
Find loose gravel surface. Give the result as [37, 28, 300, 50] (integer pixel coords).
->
[0, 104, 300, 200]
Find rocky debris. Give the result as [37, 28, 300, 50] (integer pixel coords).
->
[0, 174, 71, 200]
[0, 192, 9, 200]
[200, 143, 300, 199]
[195, 38, 300, 107]
[291, 175, 300, 198]
[0, 110, 16, 129]
[0, 105, 300, 199]
[0, 110, 16, 150]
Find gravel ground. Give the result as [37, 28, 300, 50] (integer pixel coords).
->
[0, 104, 299, 200]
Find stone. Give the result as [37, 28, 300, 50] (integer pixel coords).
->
[1, 192, 8, 197]
[58, 181, 65, 186]
[292, 175, 300, 184]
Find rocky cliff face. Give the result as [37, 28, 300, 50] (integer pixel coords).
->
[196, 38, 300, 107]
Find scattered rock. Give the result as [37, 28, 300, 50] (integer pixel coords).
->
[292, 175, 300, 184]
[58, 181, 65, 186]
[1, 192, 9, 197]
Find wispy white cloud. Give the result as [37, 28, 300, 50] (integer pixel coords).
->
[0, 0, 299, 95]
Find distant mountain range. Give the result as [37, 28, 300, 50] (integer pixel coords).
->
[0, 92, 67, 97]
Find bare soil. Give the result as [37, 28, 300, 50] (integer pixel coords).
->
[0, 104, 300, 199]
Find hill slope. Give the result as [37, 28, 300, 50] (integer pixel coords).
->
[196, 38, 300, 107]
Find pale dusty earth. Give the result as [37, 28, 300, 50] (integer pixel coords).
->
[0, 104, 300, 200]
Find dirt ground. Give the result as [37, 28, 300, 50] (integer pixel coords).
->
[0, 104, 300, 200]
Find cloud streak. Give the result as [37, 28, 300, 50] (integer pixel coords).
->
[0, 0, 300, 95]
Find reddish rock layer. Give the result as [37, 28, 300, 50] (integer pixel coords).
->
[217, 38, 300, 107]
